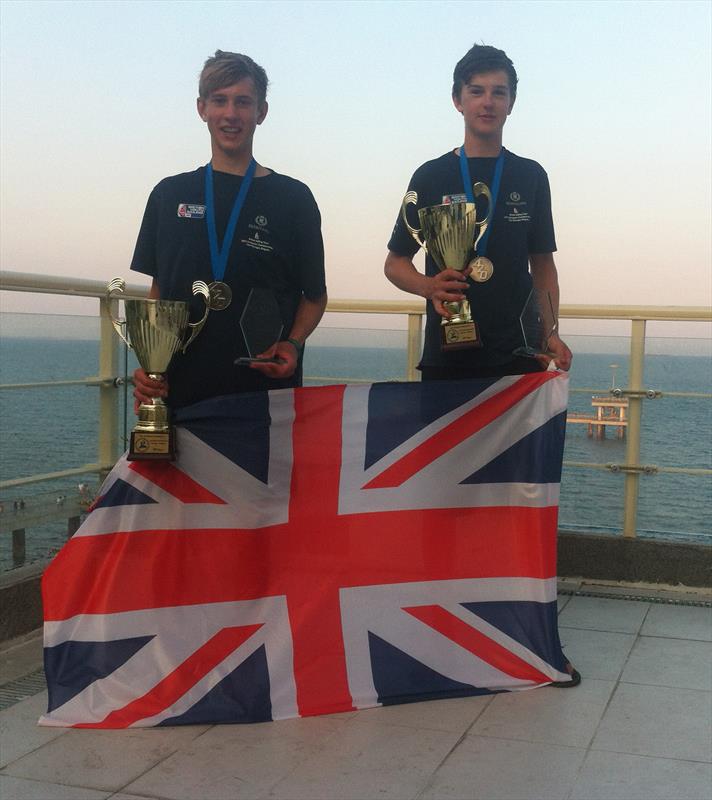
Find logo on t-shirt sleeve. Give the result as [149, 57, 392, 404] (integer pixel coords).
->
[177, 203, 206, 219]
[442, 193, 468, 205]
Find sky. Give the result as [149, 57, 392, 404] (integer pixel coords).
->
[1, 0, 711, 332]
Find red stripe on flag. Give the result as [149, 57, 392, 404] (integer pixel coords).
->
[286, 385, 356, 715]
[129, 461, 226, 504]
[41, 506, 559, 620]
[364, 372, 559, 489]
[404, 605, 551, 684]
[75, 624, 262, 728]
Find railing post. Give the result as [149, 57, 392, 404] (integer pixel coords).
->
[622, 318, 646, 537]
[406, 313, 423, 382]
[12, 528, 26, 567]
[98, 295, 120, 481]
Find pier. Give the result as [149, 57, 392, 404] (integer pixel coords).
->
[568, 395, 629, 439]
[0, 488, 92, 567]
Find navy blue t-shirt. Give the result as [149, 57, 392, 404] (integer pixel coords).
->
[388, 149, 556, 368]
[131, 166, 325, 408]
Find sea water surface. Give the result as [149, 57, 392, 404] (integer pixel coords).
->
[1, 331, 710, 570]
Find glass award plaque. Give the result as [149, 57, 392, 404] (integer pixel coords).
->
[234, 287, 284, 366]
[513, 287, 557, 359]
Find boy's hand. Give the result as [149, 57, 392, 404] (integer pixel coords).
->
[132, 368, 168, 414]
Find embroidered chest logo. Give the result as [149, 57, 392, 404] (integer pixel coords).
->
[504, 190, 530, 223]
[243, 213, 273, 253]
[177, 203, 206, 219]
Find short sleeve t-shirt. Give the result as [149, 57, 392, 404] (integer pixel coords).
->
[388, 149, 556, 368]
[131, 166, 325, 407]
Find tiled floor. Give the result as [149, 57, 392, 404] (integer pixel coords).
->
[1, 594, 710, 800]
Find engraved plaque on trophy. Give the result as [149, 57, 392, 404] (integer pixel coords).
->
[107, 278, 210, 460]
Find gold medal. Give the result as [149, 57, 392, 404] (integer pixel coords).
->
[468, 256, 494, 283]
[207, 281, 232, 311]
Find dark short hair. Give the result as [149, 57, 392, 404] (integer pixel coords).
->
[452, 44, 518, 100]
[198, 50, 269, 105]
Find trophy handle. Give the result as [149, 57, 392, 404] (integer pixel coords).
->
[106, 277, 132, 349]
[401, 191, 428, 253]
[472, 182, 493, 251]
[181, 280, 211, 352]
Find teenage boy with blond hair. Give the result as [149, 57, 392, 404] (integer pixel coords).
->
[132, 50, 327, 410]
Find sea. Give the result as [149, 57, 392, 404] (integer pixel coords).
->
[1, 330, 710, 571]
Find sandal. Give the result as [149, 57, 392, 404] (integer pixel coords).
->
[549, 662, 581, 688]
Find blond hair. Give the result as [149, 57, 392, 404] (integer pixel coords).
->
[198, 50, 268, 104]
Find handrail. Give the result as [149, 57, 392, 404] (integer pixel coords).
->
[295, 298, 712, 321]
[1, 269, 711, 546]
[2, 269, 712, 320]
[559, 305, 711, 321]
[1, 464, 102, 490]
[0, 270, 149, 298]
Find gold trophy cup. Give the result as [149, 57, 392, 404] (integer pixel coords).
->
[401, 185, 492, 350]
[107, 278, 211, 460]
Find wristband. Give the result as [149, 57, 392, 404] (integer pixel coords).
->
[286, 337, 304, 354]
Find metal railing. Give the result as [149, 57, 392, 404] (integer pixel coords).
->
[1, 269, 711, 548]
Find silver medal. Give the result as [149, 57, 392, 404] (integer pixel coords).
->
[469, 256, 494, 283]
[207, 281, 232, 311]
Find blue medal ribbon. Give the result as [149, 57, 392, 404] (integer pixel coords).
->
[205, 159, 256, 282]
[458, 146, 505, 257]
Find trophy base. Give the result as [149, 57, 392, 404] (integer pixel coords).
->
[128, 429, 176, 461]
[441, 320, 482, 351]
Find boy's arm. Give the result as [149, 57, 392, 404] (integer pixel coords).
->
[384, 251, 470, 318]
[132, 279, 167, 409]
[147, 279, 160, 299]
[250, 291, 328, 379]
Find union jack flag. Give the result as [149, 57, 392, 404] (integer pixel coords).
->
[41, 372, 572, 728]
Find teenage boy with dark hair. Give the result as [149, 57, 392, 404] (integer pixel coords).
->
[385, 43, 572, 380]
[385, 44, 579, 687]
[132, 50, 327, 410]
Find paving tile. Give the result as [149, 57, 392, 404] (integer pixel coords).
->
[2, 724, 209, 792]
[419, 735, 586, 800]
[0, 692, 67, 769]
[265, 717, 462, 800]
[558, 596, 649, 633]
[124, 716, 347, 800]
[570, 750, 712, 800]
[557, 627, 636, 681]
[641, 604, 712, 642]
[354, 694, 493, 734]
[109, 796, 162, 800]
[0, 774, 109, 799]
[0, 634, 43, 685]
[109, 795, 163, 800]
[593, 683, 712, 762]
[469, 678, 615, 748]
[557, 594, 571, 613]
[621, 635, 712, 691]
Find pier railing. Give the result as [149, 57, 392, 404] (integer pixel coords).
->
[1, 269, 710, 567]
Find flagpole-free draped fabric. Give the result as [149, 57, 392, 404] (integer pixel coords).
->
[41, 373, 572, 728]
